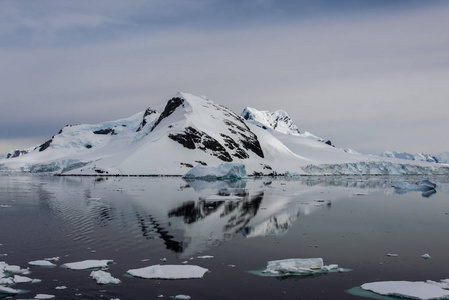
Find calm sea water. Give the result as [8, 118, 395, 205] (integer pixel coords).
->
[1, 175, 449, 299]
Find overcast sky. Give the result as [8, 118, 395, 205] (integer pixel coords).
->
[1, 0, 448, 155]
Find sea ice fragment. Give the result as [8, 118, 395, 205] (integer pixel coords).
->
[34, 294, 55, 299]
[29, 260, 56, 267]
[251, 258, 350, 277]
[90, 270, 121, 285]
[0, 285, 19, 295]
[62, 259, 113, 270]
[361, 281, 449, 300]
[127, 264, 208, 279]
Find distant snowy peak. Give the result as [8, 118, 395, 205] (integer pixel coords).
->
[241, 107, 301, 136]
[380, 150, 439, 163]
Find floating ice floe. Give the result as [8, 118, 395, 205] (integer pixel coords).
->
[172, 295, 191, 299]
[422, 253, 431, 259]
[386, 253, 399, 257]
[34, 293, 55, 299]
[29, 260, 56, 267]
[13, 274, 34, 283]
[90, 270, 121, 285]
[1, 262, 30, 275]
[0, 285, 20, 295]
[127, 265, 209, 279]
[183, 163, 247, 181]
[250, 258, 350, 277]
[62, 259, 113, 270]
[197, 256, 214, 259]
[360, 280, 449, 300]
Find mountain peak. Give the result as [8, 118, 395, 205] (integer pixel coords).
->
[241, 107, 301, 136]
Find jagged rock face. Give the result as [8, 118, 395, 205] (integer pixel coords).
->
[169, 127, 233, 162]
[151, 97, 184, 132]
[93, 128, 116, 135]
[165, 96, 264, 163]
[38, 139, 52, 152]
[136, 108, 157, 132]
[241, 107, 301, 136]
[6, 149, 29, 159]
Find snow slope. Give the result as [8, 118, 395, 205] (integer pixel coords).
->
[1, 92, 448, 176]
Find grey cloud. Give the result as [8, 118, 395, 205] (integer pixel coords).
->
[1, 2, 448, 155]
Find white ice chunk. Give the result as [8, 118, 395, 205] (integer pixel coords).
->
[422, 253, 431, 259]
[127, 264, 208, 279]
[4, 264, 30, 274]
[13, 275, 34, 283]
[251, 258, 350, 277]
[90, 270, 121, 285]
[386, 253, 399, 257]
[173, 295, 191, 299]
[55, 286, 67, 289]
[0, 277, 14, 285]
[62, 259, 113, 270]
[29, 260, 56, 267]
[361, 281, 449, 300]
[264, 258, 324, 274]
[183, 163, 247, 181]
[34, 294, 55, 299]
[196, 256, 214, 259]
[0, 285, 19, 295]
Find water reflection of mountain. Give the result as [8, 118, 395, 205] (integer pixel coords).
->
[24, 175, 449, 258]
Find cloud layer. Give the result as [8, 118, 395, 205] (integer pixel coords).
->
[1, 1, 448, 155]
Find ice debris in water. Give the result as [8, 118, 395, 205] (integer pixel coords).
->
[172, 295, 191, 299]
[127, 265, 209, 279]
[0, 285, 20, 295]
[29, 260, 56, 267]
[422, 253, 431, 259]
[1, 261, 30, 275]
[34, 294, 55, 299]
[197, 256, 214, 259]
[90, 270, 121, 285]
[360, 280, 449, 300]
[250, 258, 350, 277]
[386, 253, 399, 257]
[183, 163, 247, 181]
[62, 259, 113, 270]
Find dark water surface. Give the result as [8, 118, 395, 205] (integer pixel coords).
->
[1, 175, 449, 299]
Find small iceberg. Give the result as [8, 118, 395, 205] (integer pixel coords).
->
[250, 258, 350, 277]
[126, 264, 209, 279]
[29, 260, 56, 267]
[0, 285, 20, 296]
[183, 163, 247, 181]
[34, 294, 55, 299]
[90, 270, 121, 285]
[62, 259, 113, 270]
[359, 280, 449, 300]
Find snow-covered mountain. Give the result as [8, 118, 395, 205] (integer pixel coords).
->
[380, 150, 439, 163]
[241, 107, 332, 145]
[379, 150, 449, 165]
[1, 92, 448, 176]
[437, 152, 449, 164]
